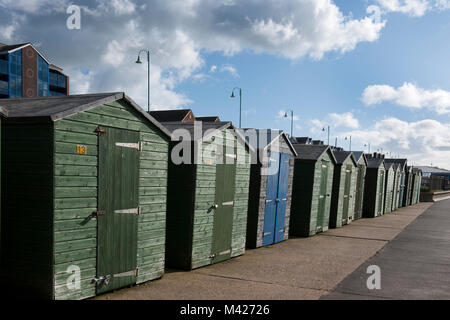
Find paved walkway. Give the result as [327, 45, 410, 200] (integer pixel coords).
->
[324, 199, 450, 300]
[97, 202, 433, 300]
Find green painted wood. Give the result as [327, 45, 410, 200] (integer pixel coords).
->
[97, 127, 140, 294]
[211, 140, 236, 264]
[354, 161, 366, 220]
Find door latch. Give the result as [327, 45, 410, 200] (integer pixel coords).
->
[207, 204, 219, 213]
[209, 254, 217, 259]
[92, 275, 111, 286]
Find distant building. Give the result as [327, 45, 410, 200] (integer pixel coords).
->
[416, 166, 450, 178]
[0, 42, 69, 99]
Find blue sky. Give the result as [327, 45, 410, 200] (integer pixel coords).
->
[0, 0, 449, 168]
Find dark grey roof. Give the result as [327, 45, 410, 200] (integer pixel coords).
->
[292, 144, 336, 163]
[163, 121, 231, 138]
[0, 92, 171, 137]
[239, 129, 297, 157]
[367, 157, 385, 169]
[149, 109, 194, 122]
[385, 162, 394, 170]
[196, 116, 220, 122]
[293, 137, 312, 145]
[385, 159, 407, 170]
[352, 151, 368, 166]
[332, 151, 357, 166]
[163, 121, 255, 153]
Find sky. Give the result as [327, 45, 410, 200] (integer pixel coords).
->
[0, 0, 450, 169]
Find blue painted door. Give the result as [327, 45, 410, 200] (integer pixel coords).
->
[262, 152, 291, 246]
[274, 153, 291, 243]
[262, 152, 279, 246]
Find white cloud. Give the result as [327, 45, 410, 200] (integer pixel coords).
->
[342, 117, 450, 169]
[209, 65, 217, 73]
[220, 64, 239, 77]
[375, 0, 450, 16]
[376, 0, 430, 17]
[328, 112, 360, 129]
[362, 82, 450, 114]
[311, 112, 360, 134]
[0, 0, 387, 108]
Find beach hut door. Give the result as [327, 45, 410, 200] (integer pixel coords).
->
[96, 127, 140, 294]
[211, 145, 237, 264]
[274, 153, 290, 243]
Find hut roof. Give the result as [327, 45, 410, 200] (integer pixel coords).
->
[385, 159, 407, 170]
[149, 109, 194, 122]
[332, 151, 358, 167]
[0, 92, 171, 137]
[367, 157, 385, 169]
[292, 144, 337, 163]
[240, 129, 297, 157]
[163, 121, 256, 153]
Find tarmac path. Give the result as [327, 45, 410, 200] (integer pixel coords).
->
[324, 199, 450, 300]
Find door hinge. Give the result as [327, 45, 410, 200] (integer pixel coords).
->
[222, 201, 234, 207]
[209, 254, 217, 259]
[114, 207, 141, 216]
[115, 142, 142, 151]
[92, 211, 106, 217]
[95, 127, 107, 134]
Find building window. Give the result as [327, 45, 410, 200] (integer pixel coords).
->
[38, 55, 49, 97]
[9, 51, 22, 98]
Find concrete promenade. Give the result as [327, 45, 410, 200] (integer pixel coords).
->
[97, 202, 434, 300]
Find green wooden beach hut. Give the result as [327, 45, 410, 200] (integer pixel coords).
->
[329, 151, 358, 229]
[404, 166, 414, 207]
[0, 93, 171, 300]
[383, 163, 395, 214]
[411, 168, 422, 205]
[353, 152, 367, 221]
[385, 159, 407, 208]
[289, 144, 336, 237]
[245, 129, 297, 249]
[163, 121, 252, 270]
[391, 163, 402, 211]
[363, 155, 386, 218]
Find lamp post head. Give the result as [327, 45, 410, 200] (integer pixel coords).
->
[230, 91, 236, 98]
[135, 56, 142, 64]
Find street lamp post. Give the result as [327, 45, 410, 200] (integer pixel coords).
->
[322, 125, 330, 145]
[136, 50, 151, 112]
[284, 110, 294, 138]
[364, 143, 371, 154]
[230, 87, 242, 128]
[345, 136, 352, 151]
